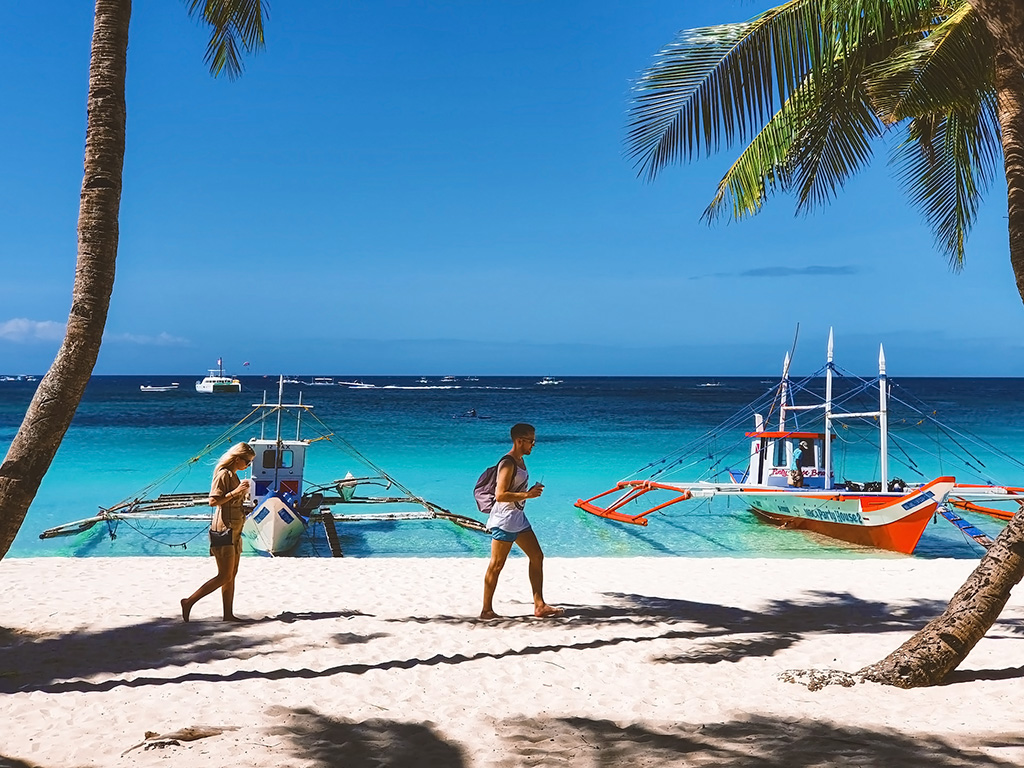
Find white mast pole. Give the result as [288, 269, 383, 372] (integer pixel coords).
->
[824, 328, 834, 490]
[779, 352, 790, 432]
[275, 375, 284, 443]
[296, 389, 303, 440]
[879, 345, 888, 489]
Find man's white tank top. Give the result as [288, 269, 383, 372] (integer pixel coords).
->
[486, 459, 530, 533]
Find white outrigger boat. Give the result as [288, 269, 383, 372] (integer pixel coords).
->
[41, 379, 486, 556]
[577, 330, 1024, 555]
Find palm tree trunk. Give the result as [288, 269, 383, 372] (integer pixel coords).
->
[857, 52, 1024, 689]
[0, 0, 131, 559]
[968, 0, 1024, 72]
[993, 52, 1024, 304]
[858, 508, 1024, 687]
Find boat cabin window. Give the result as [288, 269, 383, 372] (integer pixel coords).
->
[261, 449, 294, 469]
[773, 440, 786, 468]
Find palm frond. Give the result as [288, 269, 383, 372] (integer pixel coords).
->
[626, 0, 824, 180]
[789, 65, 882, 213]
[891, 94, 1000, 268]
[186, 0, 267, 80]
[867, 3, 994, 122]
[702, 101, 799, 223]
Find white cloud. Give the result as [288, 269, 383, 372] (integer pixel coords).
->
[104, 331, 189, 346]
[0, 318, 65, 343]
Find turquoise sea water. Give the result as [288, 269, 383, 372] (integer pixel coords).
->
[2, 375, 1022, 560]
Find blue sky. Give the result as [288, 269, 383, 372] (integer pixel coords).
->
[1, 1, 1020, 377]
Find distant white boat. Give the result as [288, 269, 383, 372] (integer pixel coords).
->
[440, 375, 457, 382]
[308, 377, 335, 386]
[140, 383, 179, 392]
[339, 380, 376, 389]
[699, 382, 721, 388]
[536, 376, 562, 385]
[282, 377, 303, 385]
[195, 359, 241, 393]
[416, 377, 429, 384]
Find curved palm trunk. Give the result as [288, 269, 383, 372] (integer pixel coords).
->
[993, 52, 1024, 304]
[968, 0, 1024, 73]
[857, 52, 1024, 689]
[0, 0, 131, 559]
[859, 508, 1024, 687]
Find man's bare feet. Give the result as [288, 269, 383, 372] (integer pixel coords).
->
[535, 604, 564, 618]
[223, 615, 252, 623]
[181, 599, 191, 623]
[479, 609, 502, 620]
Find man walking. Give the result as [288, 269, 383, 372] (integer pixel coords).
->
[480, 423, 562, 619]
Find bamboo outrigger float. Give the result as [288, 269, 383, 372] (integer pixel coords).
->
[577, 330, 1024, 554]
[40, 377, 486, 556]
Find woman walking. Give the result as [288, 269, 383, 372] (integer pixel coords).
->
[181, 442, 256, 622]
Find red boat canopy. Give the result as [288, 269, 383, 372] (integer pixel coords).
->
[744, 431, 830, 439]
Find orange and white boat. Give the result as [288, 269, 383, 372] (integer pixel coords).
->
[577, 330, 1022, 555]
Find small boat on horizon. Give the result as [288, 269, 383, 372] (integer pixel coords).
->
[195, 359, 241, 393]
[536, 376, 563, 385]
[308, 377, 335, 386]
[140, 383, 179, 392]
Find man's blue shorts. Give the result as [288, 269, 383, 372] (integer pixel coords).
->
[490, 526, 531, 542]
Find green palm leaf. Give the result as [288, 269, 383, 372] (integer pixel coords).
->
[187, 0, 267, 79]
[626, 0, 824, 180]
[891, 95, 1000, 268]
[867, 3, 994, 122]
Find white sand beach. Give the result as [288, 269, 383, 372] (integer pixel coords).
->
[2, 556, 1024, 767]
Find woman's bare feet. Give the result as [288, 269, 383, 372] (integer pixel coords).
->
[479, 609, 502, 620]
[535, 604, 564, 618]
[181, 598, 191, 623]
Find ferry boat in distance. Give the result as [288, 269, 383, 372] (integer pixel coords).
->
[195, 359, 241, 393]
[537, 376, 563, 385]
[308, 377, 334, 386]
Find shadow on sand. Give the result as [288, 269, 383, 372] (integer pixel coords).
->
[267, 706, 466, 767]
[496, 714, 1024, 767]
[4, 591, 1020, 695]
[0, 609, 365, 695]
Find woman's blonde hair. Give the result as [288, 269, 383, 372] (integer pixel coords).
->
[216, 442, 255, 473]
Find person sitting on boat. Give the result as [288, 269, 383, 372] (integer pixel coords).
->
[181, 442, 255, 622]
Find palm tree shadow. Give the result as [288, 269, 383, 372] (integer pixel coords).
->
[0, 610, 371, 695]
[498, 714, 1024, 767]
[267, 706, 466, 767]
[0, 756, 54, 768]
[944, 665, 1024, 685]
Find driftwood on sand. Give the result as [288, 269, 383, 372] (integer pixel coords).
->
[120, 725, 239, 756]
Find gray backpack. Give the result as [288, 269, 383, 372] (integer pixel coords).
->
[473, 455, 518, 515]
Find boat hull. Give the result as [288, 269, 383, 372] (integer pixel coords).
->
[243, 495, 305, 555]
[744, 477, 955, 554]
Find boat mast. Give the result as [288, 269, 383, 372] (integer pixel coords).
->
[879, 345, 888, 489]
[275, 375, 284, 443]
[824, 328, 834, 490]
[778, 351, 790, 432]
[296, 389, 303, 440]
[260, 389, 267, 440]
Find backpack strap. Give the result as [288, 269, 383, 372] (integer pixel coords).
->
[497, 454, 525, 494]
